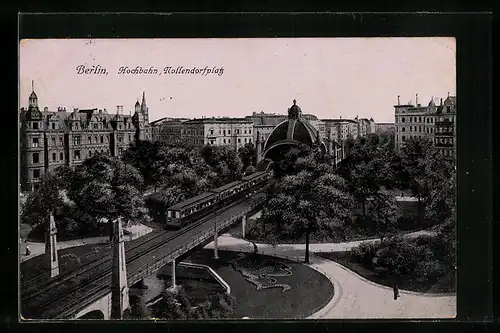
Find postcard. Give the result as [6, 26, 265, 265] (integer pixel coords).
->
[19, 37, 456, 320]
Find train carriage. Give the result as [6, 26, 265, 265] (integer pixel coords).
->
[164, 169, 272, 229]
[166, 192, 216, 228]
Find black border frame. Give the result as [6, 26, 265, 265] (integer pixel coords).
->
[5, 11, 494, 333]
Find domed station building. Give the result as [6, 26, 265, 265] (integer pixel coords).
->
[258, 99, 327, 163]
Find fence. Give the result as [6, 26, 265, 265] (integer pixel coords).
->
[178, 262, 231, 295]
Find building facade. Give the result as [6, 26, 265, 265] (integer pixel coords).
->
[154, 117, 254, 150]
[20, 84, 151, 191]
[246, 112, 287, 144]
[394, 94, 456, 159]
[433, 96, 456, 159]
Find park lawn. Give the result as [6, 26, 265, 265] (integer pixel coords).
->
[172, 249, 335, 319]
[20, 243, 110, 284]
[316, 251, 455, 294]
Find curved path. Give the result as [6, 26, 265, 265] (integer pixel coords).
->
[20, 226, 456, 319]
[204, 233, 456, 319]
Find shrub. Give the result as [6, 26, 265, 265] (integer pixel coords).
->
[351, 241, 380, 265]
[416, 259, 446, 282]
[372, 236, 433, 278]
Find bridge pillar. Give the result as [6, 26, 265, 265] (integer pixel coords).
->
[241, 216, 247, 239]
[213, 231, 219, 259]
[169, 258, 177, 290]
[110, 218, 130, 319]
[48, 212, 59, 278]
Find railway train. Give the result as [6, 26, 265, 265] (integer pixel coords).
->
[146, 160, 273, 229]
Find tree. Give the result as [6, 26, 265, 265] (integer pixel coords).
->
[67, 153, 148, 239]
[238, 142, 256, 169]
[367, 193, 400, 241]
[271, 143, 312, 179]
[255, 164, 354, 263]
[200, 145, 243, 187]
[20, 173, 65, 248]
[400, 137, 435, 224]
[150, 289, 235, 319]
[424, 160, 456, 224]
[122, 140, 164, 192]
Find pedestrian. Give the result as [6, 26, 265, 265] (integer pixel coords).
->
[25, 240, 31, 256]
[393, 283, 399, 300]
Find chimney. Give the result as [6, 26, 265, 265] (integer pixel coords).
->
[397, 95, 400, 105]
[116, 105, 120, 114]
[440, 98, 443, 106]
[44, 107, 48, 112]
[415, 93, 419, 106]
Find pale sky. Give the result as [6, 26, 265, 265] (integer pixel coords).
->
[19, 38, 455, 123]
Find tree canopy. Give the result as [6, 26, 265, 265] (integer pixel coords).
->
[253, 148, 354, 263]
[67, 153, 148, 236]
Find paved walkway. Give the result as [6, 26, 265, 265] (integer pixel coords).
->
[204, 233, 456, 319]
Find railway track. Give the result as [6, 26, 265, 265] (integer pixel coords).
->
[21, 193, 264, 319]
[51, 194, 265, 319]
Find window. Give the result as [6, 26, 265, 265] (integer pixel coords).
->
[52, 123, 56, 130]
[60, 152, 64, 160]
[33, 169, 40, 179]
[94, 123, 98, 129]
[89, 151, 92, 157]
[59, 137, 63, 145]
[228, 130, 231, 135]
[51, 137, 56, 145]
[32, 153, 39, 164]
[228, 139, 231, 144]
[88, 136, 92, 143]
[101, 136, 104, 144]
[223, 130, 226, 136]
[237, 129, 240, 134]
[128, 134, 131, 142]
[223, 139, 226, 144]
[401, 117, 405, 123]
[32, 138, 39, 147]
[32, 122, 39, 130]
[119, 147, 123, 156]
[249, 129, 252, 135]
[402, 135, 406, 142]
[401, 127, 405, 132]
[52, 152, 56, 161]
[94, 136, 98, 143]
[238, 138, 241, 143]
[419, 117, 422, 122]
[73, 136, 81, 146]
[244, 138, 247, 143]
[249, 138, 252, 143]
[74, 150, 81, 159]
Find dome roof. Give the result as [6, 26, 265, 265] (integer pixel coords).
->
[263, 117, 319, 154]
